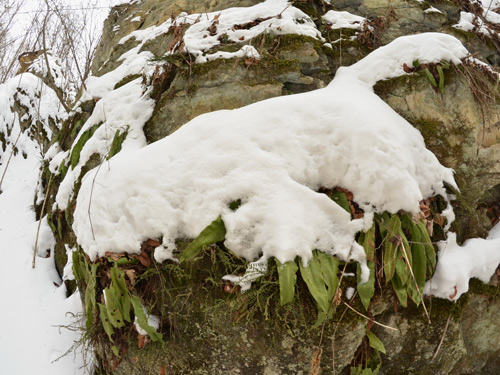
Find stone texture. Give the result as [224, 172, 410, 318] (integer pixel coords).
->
[49, 0, 500, 374]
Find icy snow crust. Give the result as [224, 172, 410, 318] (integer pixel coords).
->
[73, 33, 466, 280]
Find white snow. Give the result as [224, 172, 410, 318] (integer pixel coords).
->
[54, 78, 155, 210]
[453, 0, 500, 36]
[82, 0, 321, 100]
[72, 33, 466, 287]
[0, 137, 85, 375]
[424, 229, 500, 301]
[322, 10, 367, 29]
[346, 287, 355, 300]
[196, 45, 261, 64]
[0, 73, 64, 153]
[133, 309, 160, 336]
[424, 7, 443, 14]
[0, 70, 85, 375]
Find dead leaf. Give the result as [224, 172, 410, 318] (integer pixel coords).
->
[333, 288, 342, 308]
[308, 347, 322, 375]
[146, 239, 161, 247]
[137, 334, 146, 349]
[105, 252, 127, 261]
[426, 219, 434, 237]
[136, 250, 151, 267]
[124, 269, 137, 284]
[449, 286, 458, 300]
[433, 213, 445, 226]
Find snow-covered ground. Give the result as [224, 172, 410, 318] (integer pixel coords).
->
[0, 151, 86, 374]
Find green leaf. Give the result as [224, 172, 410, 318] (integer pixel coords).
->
[357, 261, 375, 311]
[70, 125, 99, 169]
[367, 331, 386, 354]
[130, 295, 164, 346]
[391, 273, 408, 307]
[107, 126, 129, 160]
[179, 216, 226, 262]
[425, 68, 438, 87]
[410, 242, 426, 303]
[299, 254, 330, 327]
[362, 225, 376, 261]
[415, 220, 436, 275]
[316, 251, 339, 297]
[329, 190, 351, 215]
[395, 249, 409, 286]
[110, 264, 131, 323]
[383, 215, 401, 283]
[111, 345, 119, 357]
[104, 288, 126, 328]
[275, 259, 298, 306]
[437, 65, 445, 93]
[84, 263, 98, 331]
[412, 59, 420, 68]
[58, 158, 68, 180]
[98, 303, 115, 342]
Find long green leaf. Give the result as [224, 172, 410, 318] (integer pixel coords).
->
[329, 190, 351, 215]
[357, 225, 376, 310]
[275, 259, 298, 306]
[110, 264, 131, 322]
[391, 273, 407, 307]
[357, 261, 375, 311]
[70, 125, 98, 169]
[104, 288, 126, 328]
[84, 263, 98, 331]
[394, 249, 409, 286]
[437, 65, 445, 93]
[98, 303, 115, 342]
[383, 215, 401, 283]
[317, 251, 339, 296]
[415, 220, 436, 274]
[130, 295, 164, 346]
[367, 331, 386, 354]
[299, 254, 330, 328]
[179, 216, 226, 262]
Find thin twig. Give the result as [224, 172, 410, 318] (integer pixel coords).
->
[432, 314, 451, 360]
[32, 173, 54, 268]
[341, 300, 398, 331]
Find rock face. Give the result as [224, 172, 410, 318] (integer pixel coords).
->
[38, 0, 500, 374]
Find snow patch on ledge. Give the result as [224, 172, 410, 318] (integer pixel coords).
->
[73, 33, 466, 282]
[424, 230, 500, 301]
[322, 10, 367, 29]
[341, 32, 468, 86]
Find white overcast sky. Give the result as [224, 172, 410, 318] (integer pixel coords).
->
[11, 0, 128, 42]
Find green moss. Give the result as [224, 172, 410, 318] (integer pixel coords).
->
[113, 74, 142, 90]
[468, 278, 500, 298]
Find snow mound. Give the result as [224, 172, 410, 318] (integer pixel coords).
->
[73, 33, 466, 279]
[425, 232, 500, 301]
